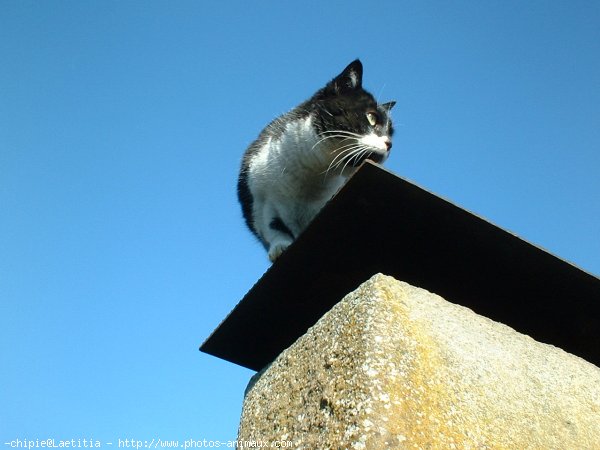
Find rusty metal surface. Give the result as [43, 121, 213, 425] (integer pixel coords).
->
[201, 161, 600, 371]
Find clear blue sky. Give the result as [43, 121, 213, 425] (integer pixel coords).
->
[2, 0, 599, 443]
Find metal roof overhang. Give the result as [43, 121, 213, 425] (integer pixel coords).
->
[201, 161, 600, 371]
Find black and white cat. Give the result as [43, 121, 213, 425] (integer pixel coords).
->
[238, 59, 395, 262]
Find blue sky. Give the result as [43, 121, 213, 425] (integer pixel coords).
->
[1, 0, 599, 443]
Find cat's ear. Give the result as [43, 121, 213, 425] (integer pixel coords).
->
[329, 59, 363, 94]
[380, 101, 396, 111]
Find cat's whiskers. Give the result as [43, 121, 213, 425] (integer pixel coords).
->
[311, 134, 356, 151]
[312, 129, 364, 151]
[324, 142, 365, 173]
[325, 149, 357, 175]
[318, 130, 363, 139]
[331, 142, 365, 157]
[322, 146, 359, 177]
[324, 143, 375, 176]
[338, 145, 371, 174]
[315, 129, 368, 176]
[319, 129, 363, 136]
[315, 131, 366, 177]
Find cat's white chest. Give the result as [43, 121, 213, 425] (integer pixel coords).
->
[249, 116, 338, 197]
[247, 115, 346, 235]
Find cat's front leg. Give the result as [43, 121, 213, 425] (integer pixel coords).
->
[268, 239, 292, 262]
[262, 213, 296, 262]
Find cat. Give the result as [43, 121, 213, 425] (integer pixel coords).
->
[238, 59, 395, 262]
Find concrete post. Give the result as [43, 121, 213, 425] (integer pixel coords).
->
[239, 274, 600, 449]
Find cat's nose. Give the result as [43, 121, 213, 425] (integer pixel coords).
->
[384, 139, 392, 150]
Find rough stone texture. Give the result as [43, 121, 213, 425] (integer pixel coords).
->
[238, 274, 600, 449]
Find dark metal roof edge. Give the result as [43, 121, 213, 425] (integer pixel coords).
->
[366, 161, 599, 281]
[199, 161, 600, 369]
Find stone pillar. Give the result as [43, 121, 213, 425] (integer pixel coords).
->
[238, 274, 600, 449]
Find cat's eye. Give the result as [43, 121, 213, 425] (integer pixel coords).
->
[366, 112, 378, 126]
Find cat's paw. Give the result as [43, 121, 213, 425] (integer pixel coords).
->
[268, 242, 290, 262]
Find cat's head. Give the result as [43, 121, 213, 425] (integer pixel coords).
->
[311, 59, 396, 171]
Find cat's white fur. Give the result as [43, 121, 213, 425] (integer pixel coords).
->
[246, 116, 344, 261]
[247, 115, 390, 261]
